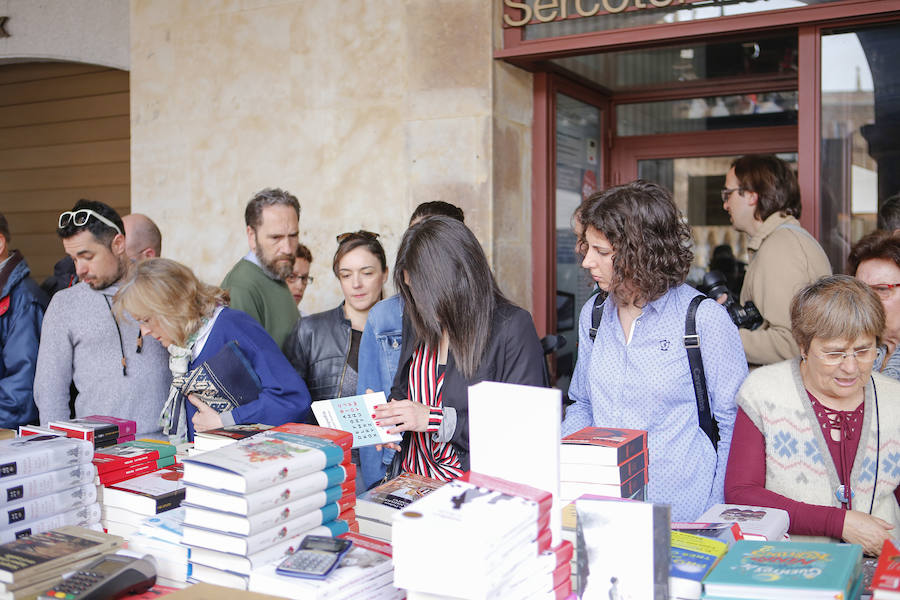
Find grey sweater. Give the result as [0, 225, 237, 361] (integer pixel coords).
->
[34, 282, 171, 435]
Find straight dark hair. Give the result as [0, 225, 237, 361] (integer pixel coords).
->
[394, 216, 502, 379]
[731, 154, 801, 221]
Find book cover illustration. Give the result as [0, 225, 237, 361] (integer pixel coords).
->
[196, 423, 273, 441]
[872, 538, 900, 594]
[311, 392, 402, 448]
[360, 473, 446, 511]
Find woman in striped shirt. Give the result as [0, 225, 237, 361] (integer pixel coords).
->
[372, 216, 546, 481]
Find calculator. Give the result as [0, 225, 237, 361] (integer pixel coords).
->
[37, 553, 157, 600]
[275, 535, 353, 580]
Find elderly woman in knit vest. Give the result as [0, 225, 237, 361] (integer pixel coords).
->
[725, 275, 900, 555]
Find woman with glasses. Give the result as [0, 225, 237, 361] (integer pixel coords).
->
[725, 275, 900, 555]
[113, 258, 311, 440]
[849, 230, 900, 381]
[286, 244, 314, 316]
[284, 231, 388, 404]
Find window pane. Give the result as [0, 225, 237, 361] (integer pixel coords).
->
[555, 93, 601, 389]
[819, 23, 900, 271]
[618, 91, 798, 136]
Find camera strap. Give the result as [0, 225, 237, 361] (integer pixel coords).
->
[685, 294, 719, 452]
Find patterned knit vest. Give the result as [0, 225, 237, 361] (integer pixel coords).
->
[738, 359, 900, 543]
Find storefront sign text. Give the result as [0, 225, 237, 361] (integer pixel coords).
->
[503, 0, 687, 26]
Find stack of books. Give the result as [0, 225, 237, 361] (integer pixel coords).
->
[48, 416, 136, 448]
[192, 424, 274, 454]
[93, 439, 177, 486]
[559, 427, 647, 504]
[248, 532, 404, 599]
[0, 526, 123, 600]
[703, 540, 863, 599]
[100, 463, 186, 537]
[697, 503, 790, 541]
[574, 495, 670, 600]
[355, 472, 445, 541]
[180, 424, 358, 590]
[393, 472, 570, 599]
[126, 507, 191, 588]
[668, 530, 729, 600]
[0, 436, 100, 543]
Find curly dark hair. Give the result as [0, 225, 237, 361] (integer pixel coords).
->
[580, 180, 693, 305]
[847, 229, 900, 275]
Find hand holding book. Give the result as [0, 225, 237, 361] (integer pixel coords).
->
[187, 394, 225, 433]
[373, 399, 432, 434]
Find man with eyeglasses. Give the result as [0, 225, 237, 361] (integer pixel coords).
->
[0, 213, 49, 430]
[221, 188, 300, 349]
[721, 154, 831, 366]
[33, 200, 171, 435]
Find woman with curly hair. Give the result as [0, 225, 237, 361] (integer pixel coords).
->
[561, 180, 748, 521]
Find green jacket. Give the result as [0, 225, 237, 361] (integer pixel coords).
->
[221, 257, 298, 349]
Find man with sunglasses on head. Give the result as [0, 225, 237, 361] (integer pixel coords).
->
[221, 188, 300, 349]
[33, 200, 171, 435]
[721, 154, 831, 366]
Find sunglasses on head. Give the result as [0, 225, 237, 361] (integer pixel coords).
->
[58, 209, 123, 236]
[336, 230, 379, 244]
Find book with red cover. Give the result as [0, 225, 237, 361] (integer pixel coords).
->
[93, 444, 161, 475]
[338, 530, 393, 556]
[268, 422, 354, 451]
[549, 540, 574, 567]
[99, 460, 159, 485]
[872, 538, 900, 597]
[460, 471, 554, 516]
[48, 418, 119, 448]
[560, 427, 647, 466]
[84, 415, 136, 438]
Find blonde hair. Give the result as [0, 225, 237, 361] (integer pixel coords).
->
[790, 275, 884, 354]
[113, 258, 229, 347]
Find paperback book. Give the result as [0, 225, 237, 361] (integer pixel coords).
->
[48, 418, 119, 447]
[668, 530, 728, 600]
[193, 424, 274, 453]
[2, 483, 96, 526]
[561, 427, 647, 465]
[697, 503, 790, 541]
[872, 538, 900, 599]
[703, 540, 862, 600]
[0, 503, 102, 545]
[310, 392, 401, 448]
[0, 526, 122, 584]
[102, 465, 185, 515]
[0, 463, 96, 507]
[83, 415, 136, 438]
[0, 436, 93, 480]
[356, 472, 446, 523]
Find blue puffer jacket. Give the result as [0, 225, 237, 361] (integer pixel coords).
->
[0, 251, 49, 429]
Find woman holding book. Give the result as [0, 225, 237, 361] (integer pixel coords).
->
[725, 275, 900, 556]
[560, 180, 746, 522]
[114, 258, 311, 441]
[373, 216, 546, 481]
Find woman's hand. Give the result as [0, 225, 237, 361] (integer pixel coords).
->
[842, 510, 894, 555]
[187, 394, 224, 433]
[373, 399, 431, 435]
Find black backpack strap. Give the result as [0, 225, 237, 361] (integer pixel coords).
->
[685, 294, 719, 452]
[588, 290, 607, 342]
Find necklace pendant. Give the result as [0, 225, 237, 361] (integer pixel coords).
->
[835, 484, 854, 504]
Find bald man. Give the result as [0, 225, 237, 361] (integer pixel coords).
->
[122, 213, 162, 261]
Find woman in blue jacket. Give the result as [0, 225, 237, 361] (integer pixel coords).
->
[114, 258, 311, 441]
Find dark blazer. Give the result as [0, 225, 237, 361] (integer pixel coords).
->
[390, 299, 547, 470]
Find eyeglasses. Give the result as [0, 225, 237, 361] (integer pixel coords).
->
[816, 346, 877, 366]
[720, 187, 744, 203]
[336, 230, 379, 244]
[869, 283, 900, 299]
[58, 209, 123, 236]
[285, 274, 314, 285]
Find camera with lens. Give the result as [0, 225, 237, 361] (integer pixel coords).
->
[698, 270, 763, 330]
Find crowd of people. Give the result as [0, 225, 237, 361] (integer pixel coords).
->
[3, 153, 900, 554]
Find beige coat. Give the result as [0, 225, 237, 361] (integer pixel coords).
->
[739, 213, 832, 365]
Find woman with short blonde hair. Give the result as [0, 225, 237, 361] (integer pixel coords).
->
[115, 258, 310, 440]
[726, 275, 900, 556]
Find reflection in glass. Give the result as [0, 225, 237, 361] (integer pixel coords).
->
[819, 24, 900, 272]
[555, 93, 602, 393]
[550, 34, 797, 93]
[618, 91, 797, 136]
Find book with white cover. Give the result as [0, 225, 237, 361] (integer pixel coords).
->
[102, 467, 185, 515]
[126, 532, 190, 582]
[187, 521, 349, 576]
[468, 380, 561, 545]
[0, 503, 101, 545]
[183, 484, 347, 536]
[696, 503, 790, 541]
[310, 392, 401, 448]
[248, 532, 400, 600]
[181, 434, 345, 494]
[0, 463, 96, 507]
[0, 436, 93, 481]
[138, 507, 186, 545]
[357, 516, 392, 542]
[3, 483, 96, 527]
[575, 496, 670, 600]
[183, 463, 351, 516]
[189, 562, 249, 590]
[182, 503, 340, 555]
